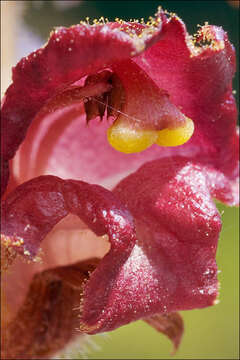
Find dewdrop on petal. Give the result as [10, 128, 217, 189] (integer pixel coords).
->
[156, 116, 194, 147]
[107, 118, 158, 154]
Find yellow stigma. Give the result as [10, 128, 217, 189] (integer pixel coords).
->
[107, 118, 158, 154]
[107, 116, 194, 153]
[156, 116, 194, 147]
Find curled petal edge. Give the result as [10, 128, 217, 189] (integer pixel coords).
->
[1, 175, 136, 265]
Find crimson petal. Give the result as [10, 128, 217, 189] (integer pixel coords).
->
[80, 157, 222, 333]
[1, 17, 164, 195]
[1, 175, 136, 262]
[2, 11, 238, 204]
[111, 59, 187, 130]
[1, 7, 239, 356]
[135, 15, 238, 182]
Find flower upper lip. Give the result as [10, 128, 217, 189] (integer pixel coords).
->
[1, 8, 237, 183]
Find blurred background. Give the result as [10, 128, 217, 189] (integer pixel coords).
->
[1, 1, 239, 359]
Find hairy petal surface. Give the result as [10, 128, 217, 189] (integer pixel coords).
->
[1, 7, 239, 358]
[135, 16, 238, 184]
[1, 17, 164, 195]
[79, 157, 222, 333]
[1, 175, 136, 261]
[2, 157, 227, 338]
[1, 176, 137, 356]
[2, 11, 238, 203]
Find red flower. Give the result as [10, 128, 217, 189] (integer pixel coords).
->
[1, 8, 239, 359]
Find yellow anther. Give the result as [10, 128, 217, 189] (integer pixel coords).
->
[155, 116, 194, 147]
[107, 119, 158, 154]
